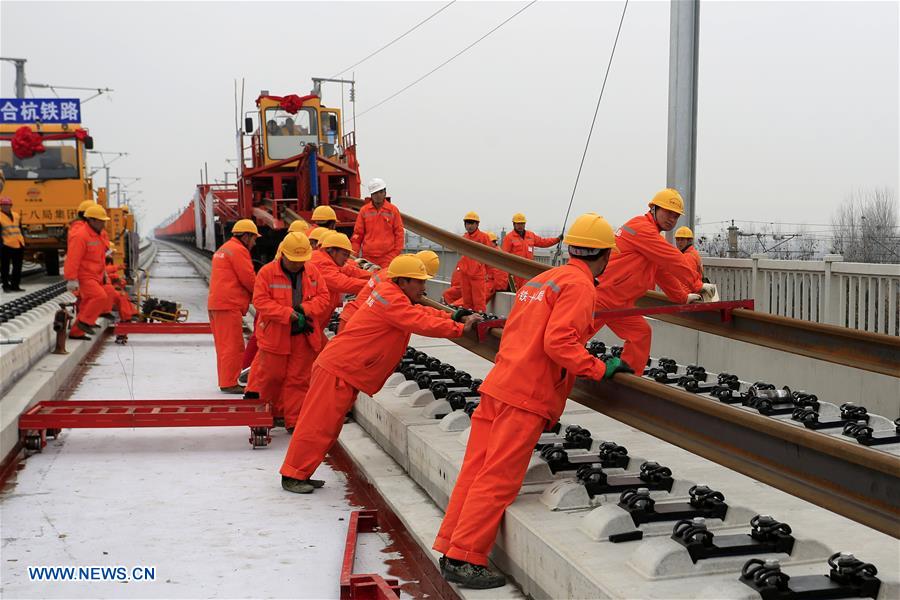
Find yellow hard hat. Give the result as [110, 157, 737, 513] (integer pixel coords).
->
[78, 200, 97, 213]
[320, 231, 353, 252]
[674, 226, 694, 239]
[648, 188, 685, 216]
[415, 250, 440, 276]
[84, 204, 110, 221]
[386, 254, 431, 280]
[311, 205, 337, 222]
[232, 219, 259, 236]
[512, 213, 526, 224]
[280, 232, 313, 262]
[108, 242, 117, 252]
[563, 213, 618, 251]
[308, 227, 330, 243]
[463, 211, 480, 222]
[288, 219, 309, 234]
[486, 231, 498, 243]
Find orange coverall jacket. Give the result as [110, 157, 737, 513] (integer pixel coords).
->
[682, 244, 704, 279]
[339, 271, 384, 325]
[64, 224, 106, 283]
[594, 213, 703, 313]
[252, 260, 332, 355]
[316, 281, 464, 395]
[350, 200, 404, 262]
[501, 229, 558, 260]
[208, 237, 256, 314]
[457, 230, 491, 277]
[478, 259, 607, 423]
[309, 249, 368, 314]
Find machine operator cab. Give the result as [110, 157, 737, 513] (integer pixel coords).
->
[254, 94, 342, 164]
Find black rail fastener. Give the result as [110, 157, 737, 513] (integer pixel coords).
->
[739, 552, 880, 600]
[844, 418, 900, 447]
[535, 424, 594, 452]
[576, 461, 673, 498]
[673, 514, 794, 564]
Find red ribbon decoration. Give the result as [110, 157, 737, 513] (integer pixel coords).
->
[4, 128, 91, 159]
[11, 127, 45, 159]
[256, 93, 318, 114]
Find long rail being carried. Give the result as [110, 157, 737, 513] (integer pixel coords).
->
[337, 196, 900, 378]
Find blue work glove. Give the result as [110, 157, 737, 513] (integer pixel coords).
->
[602, 357, 634, 380]
[452, 308, 474, 322]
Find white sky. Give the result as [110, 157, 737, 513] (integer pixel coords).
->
[2, 0, 897, 238]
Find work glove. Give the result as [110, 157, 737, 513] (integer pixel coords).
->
[66, 280, 79, 292]
[290, 310, 307, 336]
[686, 293, 702, 304]
[602, 357, 634, 380]
[700, 283, 717, 295]
[452, 308, 475, 322]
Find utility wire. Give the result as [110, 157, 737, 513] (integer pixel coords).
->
[331, 1, 457, 78]
[355, 0, 538, 119]
[552, 0, 629, 262]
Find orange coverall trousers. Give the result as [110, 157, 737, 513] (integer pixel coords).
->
[208, 309, 245, 388]
[433, 393, 546, 566]
[71, 279, 110, 336]
[593, 313, 653, 373]
[247, 336, 316, 428]
[459, 275, 486, 313]
[280, 365, 359, 480]
[104, 284, 135, 320]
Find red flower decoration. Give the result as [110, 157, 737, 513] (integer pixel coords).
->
[74, 129, 88, 141]
[11, 127, 45, 159]
[279, 94, 304, 114]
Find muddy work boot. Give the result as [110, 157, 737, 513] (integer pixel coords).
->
[219, 385, 245, 394]
[273, 416, 286, 428]
[281, 476, 315, 494]
[442, 558, 506, 589]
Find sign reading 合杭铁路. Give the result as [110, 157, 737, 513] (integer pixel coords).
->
[0, 98, 82, 124]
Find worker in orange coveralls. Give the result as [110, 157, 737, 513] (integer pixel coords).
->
[500, 212, 562, 291]
[593, 189, 711, 374]
[457, 212, 492, 313]
[280, 254, 482, 494]
[674, 226, 704, 281]
[433, 213, 631, 589]
[442, 266, 463, 305]
[306, 205, 337, 235]
[340, 250, 442, 328]
[67, 200, 100, 243]
[206, 219, 259, 393]
[484, 232, 509, 303]
[247, 232, 332, 431]
[350, 178, 405, 268]
[64, 204, 112, 340]
[103, 244, 136, 321]
[310, 231, 368, 316]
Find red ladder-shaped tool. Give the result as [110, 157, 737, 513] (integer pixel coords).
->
[340, 510, 401, 600]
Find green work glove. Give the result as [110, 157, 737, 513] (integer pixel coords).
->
[452, 308, 474, 322]
[602, 357, 634, 380]
[290, 310, 307, 335]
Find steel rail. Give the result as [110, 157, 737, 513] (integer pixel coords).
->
[420, 296, 900, 538]
[337, 196, 900, 377]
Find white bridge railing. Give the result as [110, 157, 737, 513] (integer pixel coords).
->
[704, 255, 899, 336]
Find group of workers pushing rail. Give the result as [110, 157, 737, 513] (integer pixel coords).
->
[201, 178, 710, 589]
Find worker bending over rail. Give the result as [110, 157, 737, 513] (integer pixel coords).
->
[64, 204, 112, 340]
[593, 189, 711, 373]
[280, 255, 482, 494]
[207, 220, 259, 394]
[351, 178, 405, 268]
[247, 232, 331, 431]
[675, 226, 704, 281]
[340, 250, 441, 328]
[434, 213, 631, 589]
[500, 212, 561, 291]
[103, 244, 136, 322]
[457, 212, 492, 312]
[310, 232, 368, 334]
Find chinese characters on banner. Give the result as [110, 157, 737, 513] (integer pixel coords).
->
[0, 99, 81, 124]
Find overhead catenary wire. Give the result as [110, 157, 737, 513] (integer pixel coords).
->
[331, 0, 457, 78]
[354, 0, 538, 120]
[552, 0, 629, 262]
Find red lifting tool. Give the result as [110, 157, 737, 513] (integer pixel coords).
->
[19, 399, 272, 451]
[340, 510, 401, 600]
[114, 322, 213, 334]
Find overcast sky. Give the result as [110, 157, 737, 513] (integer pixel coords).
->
[2, 1, 897, 239]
